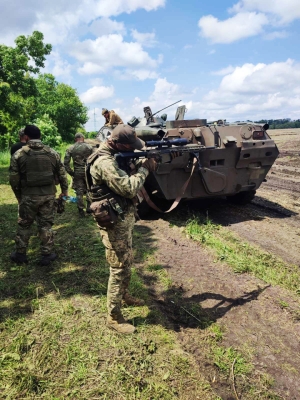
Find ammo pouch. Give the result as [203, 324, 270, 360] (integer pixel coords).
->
[90, 192, 126, 228]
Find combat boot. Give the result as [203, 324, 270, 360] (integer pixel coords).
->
[86, 201, 92, 214]
[107, 313, 136, 334]
[10, 251, 28, 264]
[40, 253, 57, 267]
[78, 208, 85, 218]
[123, 292, 145, 307]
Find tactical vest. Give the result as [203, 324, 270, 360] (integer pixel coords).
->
[22, 145, 55, 187]
[85, 150, 129, 216]
[72, 143, 92, 173]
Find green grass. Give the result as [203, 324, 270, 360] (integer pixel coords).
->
[0, 155, 215, 400]
[0, 149, 10, 166]
[185, 216, 300, 295]
[0, 152, 286, 399]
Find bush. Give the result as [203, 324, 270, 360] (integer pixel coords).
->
[34, 114, 62, 147]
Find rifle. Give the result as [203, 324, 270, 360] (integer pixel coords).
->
[115, 138, 216, 213]
[115, 138, 215, 169]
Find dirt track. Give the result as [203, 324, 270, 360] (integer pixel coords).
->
[137, 129, 300, 399]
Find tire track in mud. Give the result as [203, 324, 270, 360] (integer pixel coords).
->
[136, 218, 300, 400]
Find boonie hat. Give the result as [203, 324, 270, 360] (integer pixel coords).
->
[102, 108, 108, 116]
[111, 124, 145, 150]
[75, 132, 85, 139]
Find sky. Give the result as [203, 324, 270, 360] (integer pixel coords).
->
[1, 0, 300, 131]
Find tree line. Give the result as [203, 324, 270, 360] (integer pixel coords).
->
[0, 31, 88, 149]
[255, 119, 300, 129]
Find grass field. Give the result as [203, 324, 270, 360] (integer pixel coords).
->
[0, 151, 287, 399]
[0, 155, 218, 399]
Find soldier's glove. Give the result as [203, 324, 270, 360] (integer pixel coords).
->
[141, 158, 157, 173]
[54, 197, 65, 214]
[170, 151, 182, 160]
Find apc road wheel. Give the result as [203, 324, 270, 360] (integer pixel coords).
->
[227, 190, 256, 205]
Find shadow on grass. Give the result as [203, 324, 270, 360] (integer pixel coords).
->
[0, 198, 267, 337]
[0, 203, 159, 325]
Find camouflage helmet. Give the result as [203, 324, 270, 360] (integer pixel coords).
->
[74, 132, 85, 139]
[102, 108, 108, 116]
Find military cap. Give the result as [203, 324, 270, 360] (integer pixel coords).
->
[102, 108, 108, 116]
[75, 132, 85, 139]
[111, 124, 145, 150]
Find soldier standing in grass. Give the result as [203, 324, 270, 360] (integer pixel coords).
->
[86, 124, 157, 334]
[102, 108, 123, 128]
[9, 125, 69, 266]
[64, 133, 93, 217]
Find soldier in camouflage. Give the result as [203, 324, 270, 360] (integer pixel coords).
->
[88, 124, 157, 334]
[102, 108, 123, 128]
[9, 125, 69, 266]
[64, 133, 93, 217]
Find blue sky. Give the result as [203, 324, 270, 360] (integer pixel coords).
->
[1, 0, 300, 130]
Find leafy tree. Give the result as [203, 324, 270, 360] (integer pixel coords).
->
[35, 74, 88, 141]
[0, 31, 52, 136]
[34, 114, 62, 147]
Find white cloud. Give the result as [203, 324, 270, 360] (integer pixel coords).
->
[131, 29, 157, 47]
[230, 0, 300, 24]
[196, 59, 300, 120]
[117, 78, 188, 122]
[212, 65, 236, 75]
[0, 0, 165, 45]
[80, 85, 114, 104]
[89, 17, 126, 36]
[198, 12, 268, 44]
[264, 31, 288, 40]
[70, 34, 161, 75]
[114, 69, 159, 81]
[199, 0, 300, 44]
[45, 51, 73, 82]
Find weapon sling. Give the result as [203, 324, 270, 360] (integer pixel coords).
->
[138, 157, 197, 213]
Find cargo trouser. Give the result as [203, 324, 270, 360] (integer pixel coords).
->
[98, 204, 135, 317]
[16, 195, 56, 255]
[72, 173, 90, 210]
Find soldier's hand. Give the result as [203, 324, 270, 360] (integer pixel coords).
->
[141, 158, 157, 172]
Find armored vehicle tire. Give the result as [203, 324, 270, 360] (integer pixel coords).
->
[227, 190, 256, 205]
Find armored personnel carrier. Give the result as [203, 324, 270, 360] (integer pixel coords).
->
[96, 105, 279, 212]
[137, 114, 278, 212]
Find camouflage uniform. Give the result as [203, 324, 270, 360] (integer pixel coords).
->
[64, 142, 93, 210]
[89, 142, 148, 317]
[9, 140, 68, 256]
[104, 110, 124, 127]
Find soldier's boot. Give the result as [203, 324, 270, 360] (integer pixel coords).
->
[10, 251, 28, 264]
[86, 200, 92, 214]
[40, 253, 57, 267]
[123, 292, 145, 307]
[78, 208, 85, 218]
[107, 313, 136, 334]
